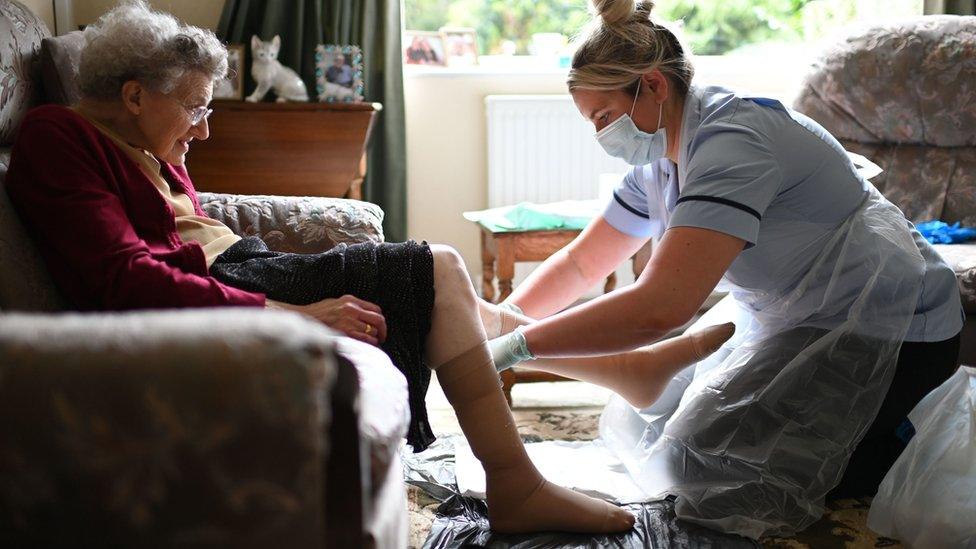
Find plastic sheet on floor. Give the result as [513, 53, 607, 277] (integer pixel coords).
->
[403, 436, 758, 548]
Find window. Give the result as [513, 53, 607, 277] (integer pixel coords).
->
[404, 0, 924, 57]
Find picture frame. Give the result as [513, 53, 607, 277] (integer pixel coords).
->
[213, 43, 245, 100]
[315, 44, 365, 103]
[403, 30, 447, 67]
[440, 27, 478, 67]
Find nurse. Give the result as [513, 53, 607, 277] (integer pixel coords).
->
[488, 0, 964, 538]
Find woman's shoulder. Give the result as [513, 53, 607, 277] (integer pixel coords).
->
[696, 86, 785, 127]
[686, 85, 793, 159]
[17, 104, 100, 142]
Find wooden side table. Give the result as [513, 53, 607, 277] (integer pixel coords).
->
[479, 226, 616, 302]
[478, 225, 617, 405]
[187, 101, 381, 199]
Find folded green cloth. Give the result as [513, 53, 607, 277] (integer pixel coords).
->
[463, 200, 602, 233]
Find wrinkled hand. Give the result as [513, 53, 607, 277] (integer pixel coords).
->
[269, 295, 387, 346]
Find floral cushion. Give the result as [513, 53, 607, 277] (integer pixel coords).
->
[840, 142, 976, 226]
[199, 193, 385, 253]
[0, 0, 49, 146]
[794, 16, 976, 225]
[795, 16, 976, 148]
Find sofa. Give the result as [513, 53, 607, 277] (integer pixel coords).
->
[0, 1, 410, 547]
[793, 15, 976, 364]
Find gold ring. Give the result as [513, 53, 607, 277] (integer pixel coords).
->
[364, 324, 373, 335]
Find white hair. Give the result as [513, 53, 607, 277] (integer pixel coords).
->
[78, 0, 228, 100]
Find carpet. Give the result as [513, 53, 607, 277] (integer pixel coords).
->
[408, 382, 902, 549]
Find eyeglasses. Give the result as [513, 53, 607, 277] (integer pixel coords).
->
[164, 94, 212, 126]
[185, 105, 213, 127]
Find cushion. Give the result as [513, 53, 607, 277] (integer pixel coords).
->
[932, 242, 976, 314]
[0, 1, 50, 146]
[0, 147, 66, 311]
[39, 31, 85, 106]
[841, 141, 976, 226]
[794, 16, 976, 147]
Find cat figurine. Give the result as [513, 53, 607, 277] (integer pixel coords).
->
[246, 35, 309, 102]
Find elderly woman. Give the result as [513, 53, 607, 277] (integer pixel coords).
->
[4, 0, 742, 536]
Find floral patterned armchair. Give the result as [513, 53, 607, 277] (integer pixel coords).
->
[793, 15, 976, 362]
[0, 2, 407, 547]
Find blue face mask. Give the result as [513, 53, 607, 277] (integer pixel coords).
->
[595, 84, 668, 166]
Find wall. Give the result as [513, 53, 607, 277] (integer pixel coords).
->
[19, 0, 55, 32]
[404, 67, 572, 286]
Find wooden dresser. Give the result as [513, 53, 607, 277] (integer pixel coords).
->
[187, 101, 381, 199]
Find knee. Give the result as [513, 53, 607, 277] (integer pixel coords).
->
[430, 244, 475, 298]
[430, 244, 467, 281]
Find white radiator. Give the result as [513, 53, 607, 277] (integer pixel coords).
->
[485, 95, 630, 208]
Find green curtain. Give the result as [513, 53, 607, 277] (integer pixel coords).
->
[217, 0, 408, 242]
[924, 0, 976, 14]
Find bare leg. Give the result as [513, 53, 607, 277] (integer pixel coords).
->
[480, 300, 734, 409]
[425, 245, 635, 534]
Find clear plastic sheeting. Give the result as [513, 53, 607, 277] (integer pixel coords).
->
[402, 437, 758, 549]
[601, 186, 927, 538]
[867, 366, 976, 548]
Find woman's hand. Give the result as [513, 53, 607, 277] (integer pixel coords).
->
[267, 295, 387, 346]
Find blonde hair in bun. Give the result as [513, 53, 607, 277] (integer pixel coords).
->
[569, 0, 693, 97]
[592, 0, 653, 27]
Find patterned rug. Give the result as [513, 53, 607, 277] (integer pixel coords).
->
[407, 403, 903, 549]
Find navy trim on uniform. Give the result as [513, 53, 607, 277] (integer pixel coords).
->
[613, 191, 650, 219]
[675, 195, 762, 220]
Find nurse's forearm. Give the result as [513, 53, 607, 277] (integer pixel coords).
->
[519, 226, 746, 358]
[504, 248, 604, 319]
[520, 284, 676, 357]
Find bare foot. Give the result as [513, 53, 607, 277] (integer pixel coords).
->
[614, 322, 735, 409]
[486, 466, 636, 534]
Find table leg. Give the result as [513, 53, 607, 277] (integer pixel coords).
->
[604, 272, 617, 294]
[480, 230, 495, 302]
[497, 239, 515, 302]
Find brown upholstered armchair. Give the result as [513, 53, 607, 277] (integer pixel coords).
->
[0, 2, 408, 546]
[793, 15, 976, 363]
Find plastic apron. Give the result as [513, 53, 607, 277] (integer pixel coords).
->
[600, 183, 926, 538]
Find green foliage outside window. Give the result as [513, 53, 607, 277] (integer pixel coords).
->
[404, 0, 922, 56]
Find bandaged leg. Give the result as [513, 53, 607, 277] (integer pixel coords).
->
[427, 246, 634, 534]
[480, 301, 734, 409]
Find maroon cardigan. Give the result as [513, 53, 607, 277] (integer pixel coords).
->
[5, 105, 265, 310]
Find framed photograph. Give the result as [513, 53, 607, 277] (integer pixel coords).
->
[403, 30, 447, 67]
[315, 44, 365, 103]
[440, 27, 478, 67]
[214, 43, 245, 100]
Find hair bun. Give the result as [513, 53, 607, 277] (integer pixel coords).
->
[635, 0, 655, 15]
[592, 0, 648, 26]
